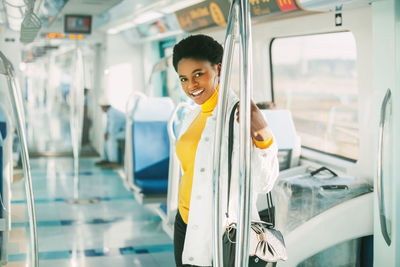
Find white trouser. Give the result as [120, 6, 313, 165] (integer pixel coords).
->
[103, 131, 125, 162]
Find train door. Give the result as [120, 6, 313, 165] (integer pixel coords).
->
[372, 0, 400, 265]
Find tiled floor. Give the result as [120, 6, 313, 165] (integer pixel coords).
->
[6, 157, 175, 267]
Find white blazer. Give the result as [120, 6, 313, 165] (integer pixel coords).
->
[177, 91, 279, 266]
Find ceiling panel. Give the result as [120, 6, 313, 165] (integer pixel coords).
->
[60, 0, 123, 15]
[42, 0, 123, 33]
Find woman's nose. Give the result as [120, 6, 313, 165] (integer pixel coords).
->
[187, 78, 198, 90]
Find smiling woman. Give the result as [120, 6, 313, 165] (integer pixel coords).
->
[171, 34, 278, 267]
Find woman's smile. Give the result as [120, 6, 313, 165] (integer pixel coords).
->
[190, 89, 205, 98]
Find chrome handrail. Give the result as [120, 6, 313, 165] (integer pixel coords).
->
[125, 91, 146, 118]
[0, 52, 39, 267]
[212, 0, 253, 266]
[124, 92, 146, 188]
[70, 48, 85, 201]
[212, 2, 237, 266]
[377, 88, 392, 246]
[166, 102, 191, 222]
[167, 103, 189, 144]
[236, 0, 253, 266]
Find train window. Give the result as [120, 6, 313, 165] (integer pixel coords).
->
[106, 63, 133, 112]
[270, 32, 359, 161]
[159, 38, 176, 97]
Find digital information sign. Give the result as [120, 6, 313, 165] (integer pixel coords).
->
[64, 15, 92, 34]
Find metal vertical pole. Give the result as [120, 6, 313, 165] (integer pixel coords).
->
[235, 0, 253, 266]
[69, 47, 85, 201]
[167, 103, 191, 224]
[212, 1, 239, 266]
[0, 52, 39, 267]
[213, 1, 254, 266]
[125, 92, 145, 189]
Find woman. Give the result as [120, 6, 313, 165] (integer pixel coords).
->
[173, 34, 279, 267]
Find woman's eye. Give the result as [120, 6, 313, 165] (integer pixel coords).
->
[194, 73, 202, 78]
[180, 78, 187, 82]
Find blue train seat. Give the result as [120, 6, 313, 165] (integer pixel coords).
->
[0, 112, 6, 140]
[0, 134, 3, 219]
[0, 134, 2, 258]
[160, 203, 167, 214]
[130, 97, 174, 195]
[0, 109, 7, 260]
[132, 121, 170, 193]
[0, 122, 5, 140]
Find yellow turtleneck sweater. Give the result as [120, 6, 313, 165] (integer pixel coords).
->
[176, 89, 273, 223]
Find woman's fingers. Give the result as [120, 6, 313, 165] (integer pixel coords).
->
[234, 101, 272, 141]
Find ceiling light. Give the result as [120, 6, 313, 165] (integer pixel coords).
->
[133, 11, 163, 24]
[107, 21, 136, 35]
[8, 16, 22, 31]
[160, 0, 205, 14]
[19, 62, 27, 71]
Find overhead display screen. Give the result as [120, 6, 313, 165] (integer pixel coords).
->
[64, 15, 92, 34]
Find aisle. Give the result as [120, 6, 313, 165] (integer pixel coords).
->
[6, 157, 175, 267]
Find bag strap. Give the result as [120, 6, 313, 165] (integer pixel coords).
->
[310, 166, 338, 178]
[266, 191, 275, 228]
[226, 101, 275, 228]
[226, 102, 239, 219]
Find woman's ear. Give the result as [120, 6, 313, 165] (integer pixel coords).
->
[217, 63, 222, 76]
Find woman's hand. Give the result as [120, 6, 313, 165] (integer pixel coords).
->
[236, 101, 272, 141]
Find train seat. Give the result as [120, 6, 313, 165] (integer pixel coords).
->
[261, 109, 300, 171]
[127, 96, 174, 203]
[0, 121, 5, 140]
[0, 110, 6, 140]
[257, 109, 300, 214]
[0, 134, 3, 258]
[0, 134, 3, 219]
[132, 120, 170, 194]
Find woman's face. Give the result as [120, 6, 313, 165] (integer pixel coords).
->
[177, 57, 221, 105]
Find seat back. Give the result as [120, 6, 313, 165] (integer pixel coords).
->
[133, 121, 170, 179]
[0, 110, 6, 139]
[257, 109, 301, 213]
[130, 97, 174, 194]
[0, 134, 3, 218]
[261, 109, 301, 170]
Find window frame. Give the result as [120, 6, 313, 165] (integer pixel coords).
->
[269, 31, 359, 163]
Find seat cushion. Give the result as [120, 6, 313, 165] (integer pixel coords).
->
[134, 177, 168, 194]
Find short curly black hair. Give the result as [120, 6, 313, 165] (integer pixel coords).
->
[172, 34, 223, 72]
